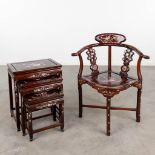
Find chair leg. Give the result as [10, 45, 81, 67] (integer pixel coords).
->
[136, 88, 142, 122]
[28, 111, 33, 141]
[53, 105, 56, 121]
[78, 83, 83, 118]
[106, 97, 111, 136]
[59, 103, 64, 131]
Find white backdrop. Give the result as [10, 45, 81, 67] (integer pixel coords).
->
[0, 0, 154, 65]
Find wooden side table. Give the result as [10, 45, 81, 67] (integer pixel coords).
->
[7, 59, 62, 131]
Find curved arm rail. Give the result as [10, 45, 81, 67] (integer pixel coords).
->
[71, 43, 150, 81]
[120, 44, 150, 59]
[72, 43, 150, 59]
[71, 43, 100, 56]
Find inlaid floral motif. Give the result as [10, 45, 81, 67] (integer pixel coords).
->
[95, 33, 126, 44]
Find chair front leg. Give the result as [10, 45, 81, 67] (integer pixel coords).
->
[106, 97, 111, 136]
[78, 82, 83, 118]
[136, 88, 142, 122]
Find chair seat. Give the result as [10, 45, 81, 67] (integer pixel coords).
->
[82, 71, 139, 91]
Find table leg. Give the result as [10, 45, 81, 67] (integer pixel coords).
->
[14, 80, 20, 131]
[8, 73, 14, 117]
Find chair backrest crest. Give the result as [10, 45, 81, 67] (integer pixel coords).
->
[95, 33, 126, 44]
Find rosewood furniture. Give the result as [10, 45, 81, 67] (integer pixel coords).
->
[19, 82, 64, 141]
[71, 33, 150, 136]
[7, 59, 64, 137]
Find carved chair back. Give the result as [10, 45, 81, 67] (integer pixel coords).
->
[72, 33, 149, 82]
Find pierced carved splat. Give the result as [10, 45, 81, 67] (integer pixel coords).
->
[86, 48, 99, 77]
[120, 49, 134, 79]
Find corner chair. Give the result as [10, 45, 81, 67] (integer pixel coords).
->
[71, 33, 150, 135]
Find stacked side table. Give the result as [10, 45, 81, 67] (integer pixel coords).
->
[7, 58, 64, 140]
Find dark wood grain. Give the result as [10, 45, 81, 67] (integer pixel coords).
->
[7, 58, 64, 140]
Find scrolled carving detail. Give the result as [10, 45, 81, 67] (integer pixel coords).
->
[86, 48, 99, 77]
[120, 49, 134, 79]
[97, 88, 120, 97]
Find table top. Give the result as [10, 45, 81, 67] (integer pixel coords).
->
[8, 58, 61, 74]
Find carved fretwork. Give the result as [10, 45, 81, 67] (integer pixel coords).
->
[98, 88, 120, 97]
[86, 48, 99, 77]
[120, 49, 134, 79]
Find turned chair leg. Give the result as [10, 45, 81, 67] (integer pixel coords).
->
[106, 97, 111, 136]
[28, 111, 33, 141]
[78, 83, 83, 118]
[136, 88, 142, 122]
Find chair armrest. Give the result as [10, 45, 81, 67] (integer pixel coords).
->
[137, 54, 150, 83]
[71, 52, 79, 56]
[121, 44, 150, 60]
[71, 46, 87, 57]
[71, 52, 84, 78]
[143, 54, 150, 59]
[71, 43, 99, 57]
